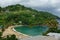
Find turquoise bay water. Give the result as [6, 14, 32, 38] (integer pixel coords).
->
[14, 26, 48, 36]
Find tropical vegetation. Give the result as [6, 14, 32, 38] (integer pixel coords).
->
[0, 4, 59, 38]
[0, 4, 58, 28]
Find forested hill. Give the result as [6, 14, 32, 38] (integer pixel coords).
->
[0, 4, 58, 28]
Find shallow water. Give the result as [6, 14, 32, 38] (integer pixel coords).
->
[14, 26, 48, 36]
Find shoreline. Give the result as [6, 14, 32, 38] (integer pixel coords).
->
[2, 25, 58, 40]
[12, 27, 31, 37]
[2, 25, 31, 39]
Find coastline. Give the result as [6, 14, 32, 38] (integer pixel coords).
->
[2, 25, 58, 40]
[12, 27, 31, 37]
[2, 25, 31, 39]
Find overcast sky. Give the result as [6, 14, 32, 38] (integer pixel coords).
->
[0, 0, 60, 17]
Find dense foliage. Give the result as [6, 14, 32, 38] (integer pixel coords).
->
[0, 4, 58, 28]
[0, 32, 18, 40]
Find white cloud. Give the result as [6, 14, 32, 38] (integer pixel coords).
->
[20, 0, 49, 7]
[0, 0, 21, 7]
[20, 0, 60, 8]
[20, 0, 60, 17]
[50, 0, 60, 8]
[28, 0, 48, 6]
[0, 0, 60, 17]
[57, 9, 60, 11]
[0, 0, 60, 8]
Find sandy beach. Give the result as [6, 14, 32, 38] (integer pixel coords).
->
[2, 26, 30, 39]
[2, 25, 58, 40]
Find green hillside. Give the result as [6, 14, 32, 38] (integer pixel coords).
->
[0, 4, 58, 28]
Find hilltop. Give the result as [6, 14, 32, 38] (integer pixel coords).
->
[0, 4, 58, 28]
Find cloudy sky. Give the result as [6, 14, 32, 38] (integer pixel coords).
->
[0, 0, 60, 17]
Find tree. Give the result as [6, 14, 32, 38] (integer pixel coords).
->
[1, 35, 18, 40]
[0, 7, 2, 12]
[10, 34, 18, 40]
[0, 32, 2, 37]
